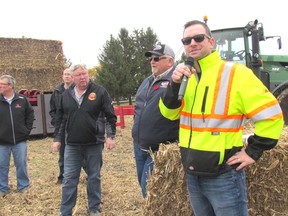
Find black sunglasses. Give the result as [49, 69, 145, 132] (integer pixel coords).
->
[181, 34, 211, 45]
[148, 56, 168, 62]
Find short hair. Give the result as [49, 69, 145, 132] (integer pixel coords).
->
[183, 20, 212, 37]
[69, 64, 87, 75]
[0, 75, 16, 87]
[63, 68, 72, 75]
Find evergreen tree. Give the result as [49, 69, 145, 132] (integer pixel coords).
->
[97, 27, 158, 104]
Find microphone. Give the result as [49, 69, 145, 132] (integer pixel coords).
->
[178, 57, 194, 100]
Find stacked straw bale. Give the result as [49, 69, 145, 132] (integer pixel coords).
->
[145, 143, 287, 216]
[246, 144, 288, 215]
[144, 143, 194, 216]
[0, 37, 66, 91]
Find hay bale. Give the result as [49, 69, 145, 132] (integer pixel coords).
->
[0, 37, 66, 91]
[144, 144, 194, 216]
[145, 143, 287, 216]
[246, 144, 288, 215]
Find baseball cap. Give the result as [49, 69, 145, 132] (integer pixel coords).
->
[145, 44, 175, 58]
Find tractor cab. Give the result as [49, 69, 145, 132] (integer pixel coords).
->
[210, 19, 286, 94]
[206, 17, 288, 123]
[213, 27, 247, 65]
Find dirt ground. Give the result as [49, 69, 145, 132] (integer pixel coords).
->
[0, 116, 287, 216]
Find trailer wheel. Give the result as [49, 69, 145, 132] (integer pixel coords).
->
[277, 88, 288, 125]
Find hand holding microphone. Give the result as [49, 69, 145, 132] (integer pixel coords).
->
[178, 57, 194, 100]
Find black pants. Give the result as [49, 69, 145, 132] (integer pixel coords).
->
[58, 138, 65, 181]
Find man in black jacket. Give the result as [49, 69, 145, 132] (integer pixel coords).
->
[49, 68, 73, 184]
[52, 64, 116, 216]
[0, 75, 34, 197]
[132, 43, 179, 198]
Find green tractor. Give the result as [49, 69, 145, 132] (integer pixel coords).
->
[211, 19, 288, 124]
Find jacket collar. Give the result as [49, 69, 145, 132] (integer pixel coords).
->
[198, 50, 222, 71]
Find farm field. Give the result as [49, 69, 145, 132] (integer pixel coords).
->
[0, 116, 287, 216]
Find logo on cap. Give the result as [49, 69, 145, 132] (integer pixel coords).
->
[154, 44, 163, 51]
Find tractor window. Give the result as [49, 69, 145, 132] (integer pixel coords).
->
[213, 28, 246, 65]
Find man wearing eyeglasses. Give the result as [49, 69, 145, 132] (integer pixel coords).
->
[132, 43, 179, 198]
[159, 20, 283, 215]
[0, 75, 34, 197]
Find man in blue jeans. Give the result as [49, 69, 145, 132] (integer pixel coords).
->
[132, 43, 179, 198]
[159, 20, 283, 215]
[52, 64, 116, 216]
[0, 75, 34, 197]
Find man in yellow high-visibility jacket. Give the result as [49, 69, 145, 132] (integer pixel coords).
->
[159, 20, 284, 216]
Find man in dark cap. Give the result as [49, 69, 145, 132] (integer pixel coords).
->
[132, 43, 179, 198]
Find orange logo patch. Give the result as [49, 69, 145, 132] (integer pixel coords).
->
[88, 92, 96, 100]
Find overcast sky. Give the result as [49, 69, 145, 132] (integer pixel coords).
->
[1, 0, 287, 68]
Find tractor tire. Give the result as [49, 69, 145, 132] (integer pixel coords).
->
[277, 88, 288, 125]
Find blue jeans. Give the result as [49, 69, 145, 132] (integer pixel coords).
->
[60, 144, 103, 216]
[186, 168, 248, 216]
[0, 141, 29, 193]
[133, 144, 153, 198]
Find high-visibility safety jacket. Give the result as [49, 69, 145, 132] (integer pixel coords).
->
[159, 51, 284, 176]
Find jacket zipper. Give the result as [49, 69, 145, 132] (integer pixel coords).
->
[9, 103, 16, 144]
